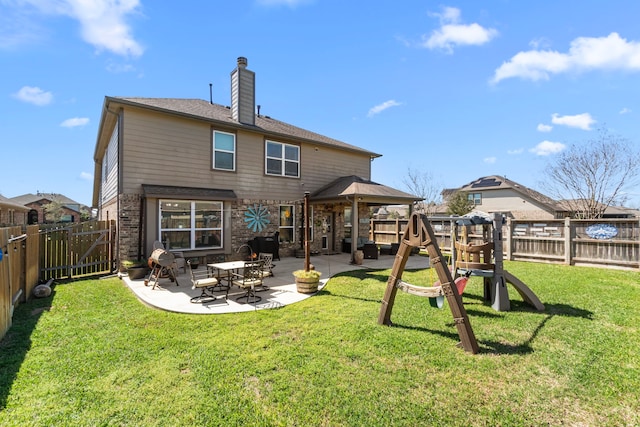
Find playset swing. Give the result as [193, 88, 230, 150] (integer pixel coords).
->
[378, 212, 545, 354]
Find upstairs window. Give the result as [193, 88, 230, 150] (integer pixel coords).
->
[213, 131, 235, 171]
[468, 193, 482, 205]
[266, 140, 299, 177]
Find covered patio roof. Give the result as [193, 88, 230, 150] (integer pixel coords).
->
[310, 175, 421, 205]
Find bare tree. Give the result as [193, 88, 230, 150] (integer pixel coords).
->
[541, 128, 640, 219]
[446, 191, 474, 216]
[402, 167, 442, 215]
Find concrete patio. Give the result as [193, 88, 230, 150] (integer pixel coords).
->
[120, 252, 428, 314]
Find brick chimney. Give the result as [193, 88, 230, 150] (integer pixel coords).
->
[230, 57, 255, 126]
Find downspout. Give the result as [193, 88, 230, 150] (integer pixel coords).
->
[138, 196, 145, 261]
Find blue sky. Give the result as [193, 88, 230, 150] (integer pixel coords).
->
[2, 0, 640, 207]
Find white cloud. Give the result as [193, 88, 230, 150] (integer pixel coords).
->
[507, 148, 524, 155]
[492, 32, 640, 84]
[422, 6, 498, 53]
[60, 117, 90, 128]
[9, 0, 143, 57]
[367, 100, 401, 117]
[80, 171, 93, 181]
[537, 123, 553, 132]
[530, 140, 566, 156]
[551, 113, 595, 130]
[13, 85, 53, 106]
[619, 107, 631, 114]
[483, 157, 496, 164]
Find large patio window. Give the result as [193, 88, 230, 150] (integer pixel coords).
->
[279, 205, 294, 243]
[266, 140, 299, 177]
[213, 130, 235, 171]
[159, 200, 223, 250]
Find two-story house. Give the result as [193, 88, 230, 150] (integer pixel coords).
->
[92, 57, 419, 264]
[448, 176, 560, 220]
[441, 175, 637, 219]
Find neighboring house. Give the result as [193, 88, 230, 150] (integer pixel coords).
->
[0, 194, 30, 226]
[438, 175, 638, 219]
[442, 176, 560, 220]
[373, 205, 410, 219]
[9, 192, 85, 224]
[555, 199, 639, 219]
[92, 57, 420, 263]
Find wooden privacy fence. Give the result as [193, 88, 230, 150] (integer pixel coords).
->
[506, 217, 640, 269]
[40, 220, 116, 280]
[0, 225, 39, 339]
[0, 220, 115, 340]
[370, 217, 640, 270]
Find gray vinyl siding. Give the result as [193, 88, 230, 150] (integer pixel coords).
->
[480, 189, 546, 212]
[120, 107, 371, 200]
[101, 122, 119, 204]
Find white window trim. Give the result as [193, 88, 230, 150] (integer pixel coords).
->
[159, 200, 223, 250]
[279, 204, 295, 243]
[213, 130, 236, 171]
[468, 193, 482, 205]
[265, 140, 300, 178]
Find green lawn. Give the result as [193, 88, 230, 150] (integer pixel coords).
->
[1, 261, 638, 426]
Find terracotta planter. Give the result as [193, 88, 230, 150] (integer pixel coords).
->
[295, 277, 319, 294]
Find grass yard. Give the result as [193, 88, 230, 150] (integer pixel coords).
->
[0, 261, 639, 426]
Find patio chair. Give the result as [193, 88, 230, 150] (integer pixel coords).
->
[187, 260, 221, 304]
[231, 260, 264, 304]
[258, 252, 275, 277]
[362, 243, 379, 259]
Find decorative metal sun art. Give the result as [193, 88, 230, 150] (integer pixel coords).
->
[244, 204, 270, 232]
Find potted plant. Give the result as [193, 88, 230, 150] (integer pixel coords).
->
[121, 259, 149, 280]
[188, 257, 200, 269]
[293, 269, 322, 294]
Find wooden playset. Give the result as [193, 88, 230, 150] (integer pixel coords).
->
[378, 212, 544, 354]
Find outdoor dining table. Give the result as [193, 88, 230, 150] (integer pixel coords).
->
[207, 260, 247, 288]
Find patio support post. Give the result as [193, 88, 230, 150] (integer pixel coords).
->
[351, 197, 359, 263]
[304, 192, 310, 271]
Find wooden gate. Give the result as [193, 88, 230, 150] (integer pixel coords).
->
[40, 220, 116, 280]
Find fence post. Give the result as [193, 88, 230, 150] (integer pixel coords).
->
[505, 217, 513, 260]
[564, 217, 572, 265]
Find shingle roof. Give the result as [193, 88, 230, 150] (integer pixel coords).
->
[108, 97, 381, 158]
[459, 176, 560, 211]
[0, 194, 30, 211]
[9, 193, 82, 210]
[312, 175, 420, 204]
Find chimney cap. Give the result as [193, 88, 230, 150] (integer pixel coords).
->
[237, 57, 248, 68]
